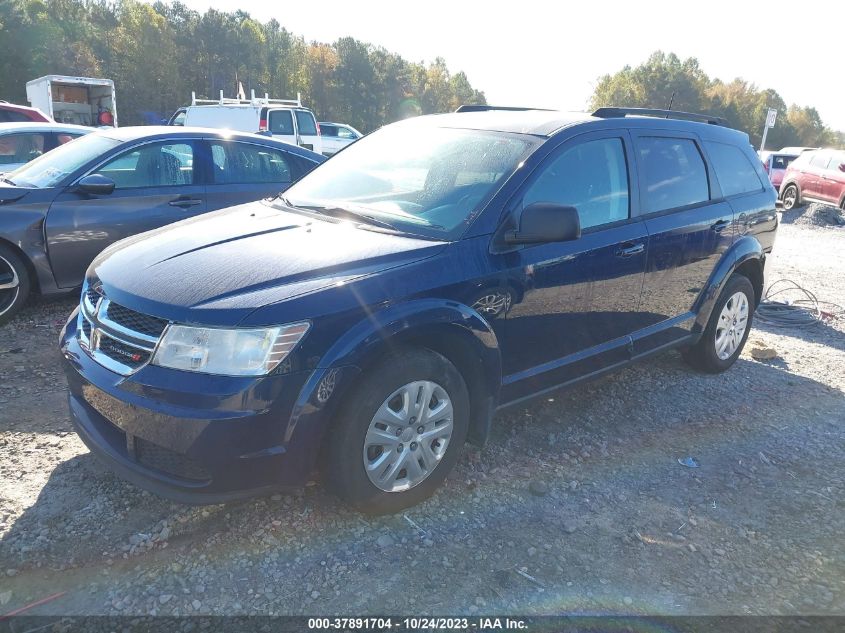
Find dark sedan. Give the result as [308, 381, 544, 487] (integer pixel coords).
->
[0, 127, 325, 324]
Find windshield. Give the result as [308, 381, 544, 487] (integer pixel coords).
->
[7, 133, 121, 188]
[280, 125, 534, 239]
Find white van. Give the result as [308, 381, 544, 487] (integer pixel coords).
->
[181, 92, 322, 155]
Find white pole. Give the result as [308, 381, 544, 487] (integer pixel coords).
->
[760, 123, 770, 152]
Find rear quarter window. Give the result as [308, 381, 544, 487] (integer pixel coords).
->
[704, 141, 764, 197]
[637, 137, 710, 213]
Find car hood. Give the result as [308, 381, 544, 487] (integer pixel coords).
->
[93, 202, 447, 326]
[0, 183, 31, 204]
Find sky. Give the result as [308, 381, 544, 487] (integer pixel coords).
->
[175, 0, 845, 131]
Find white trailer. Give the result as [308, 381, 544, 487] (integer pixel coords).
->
[25, 75, 117, 127]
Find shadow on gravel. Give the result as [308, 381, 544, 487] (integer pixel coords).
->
[753, 319, 845, 351]
[2, 352, 844, 615]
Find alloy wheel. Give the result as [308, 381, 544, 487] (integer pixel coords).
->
[782, 186, 798, 210]
[0, 254, 20, 317]
[362, 380, 454, 492]
[714, 291, 749, 360]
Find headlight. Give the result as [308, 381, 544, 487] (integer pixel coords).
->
[152, 322, 310, 376]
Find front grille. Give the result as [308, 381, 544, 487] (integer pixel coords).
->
[86, 287, 100, 307]
[97, 334, 151, 370]
[105, 302, 168, 338]
[81, 317, 92, 340]
[135, 438, 211, 481]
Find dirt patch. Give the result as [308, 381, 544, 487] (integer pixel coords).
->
[0, 224, 843, 617]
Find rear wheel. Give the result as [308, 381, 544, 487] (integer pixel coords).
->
[683, 274, 754, 373]
[781, 184, 799, 210]
[325, 348, 469, 514]
[0, 244, 31, 327]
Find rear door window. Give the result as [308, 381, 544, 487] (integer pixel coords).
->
[637, 137, 709, 213]
[210, 141, 292, 184]
[0, 133, 47, 166]
[268, 110, 294, 135]
[704, 141, 764, 197]
[295, 110, 318, 135]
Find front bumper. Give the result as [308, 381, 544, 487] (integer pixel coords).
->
[60, 309, 351, 504]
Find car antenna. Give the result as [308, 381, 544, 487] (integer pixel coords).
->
[666, 91, 675, 117]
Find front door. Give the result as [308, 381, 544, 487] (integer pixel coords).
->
[498, 131, 650, 403]
[630, 133, 734, 355]
[45, 139, 206, 288]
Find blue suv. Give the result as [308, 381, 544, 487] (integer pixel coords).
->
[59, 106, 778, 514]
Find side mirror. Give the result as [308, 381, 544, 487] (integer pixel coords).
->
[839, 163, 845, 173]
[505, 202, 581, 245]
[76, 174, 115, 196]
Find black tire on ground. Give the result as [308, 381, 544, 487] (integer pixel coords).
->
[683, 274, 755, 374]
[0, 243, 31, 327]
[781, 184, 800, 210]
[324, 348, 470, 515]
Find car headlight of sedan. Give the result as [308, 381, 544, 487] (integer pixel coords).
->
[152, 322, 310, 376]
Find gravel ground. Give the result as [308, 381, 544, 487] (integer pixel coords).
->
[0, 217, 843, 617]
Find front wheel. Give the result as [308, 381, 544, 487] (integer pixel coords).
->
[325, 348, 469, 514]
[781, 184, 799, 210]
[683, 274, 755, 373]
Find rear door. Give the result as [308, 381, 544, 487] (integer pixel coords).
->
[320, 124, 340, 155]
[204, 139, 307, 210]
[294, 109, 322, 154]
[267, 109, 297, 147]
[631, 132, 735, 355]
[45, 139, 207, 288]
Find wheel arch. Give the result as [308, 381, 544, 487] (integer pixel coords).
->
[0, 236, 38, 293]
[284, 299, 503, 477]
[693, 236, 765, 334]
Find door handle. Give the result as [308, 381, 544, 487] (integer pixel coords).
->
[710, 219, 730, 232]
[615, 242, 645, 258]
[169, 198, 202, 208]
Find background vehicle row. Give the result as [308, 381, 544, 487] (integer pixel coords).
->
[0, 127, 324, 324]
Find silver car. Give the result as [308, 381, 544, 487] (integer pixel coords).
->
[318, 122, 362, 156]
[0, 122, 91, 173]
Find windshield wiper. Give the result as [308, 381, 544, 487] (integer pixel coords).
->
[281, 200, 399, 231]
[0, 176, 16, 186]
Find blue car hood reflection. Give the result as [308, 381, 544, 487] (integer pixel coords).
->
[92, 202, 447, 326]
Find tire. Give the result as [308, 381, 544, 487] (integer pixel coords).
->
[683, 274, 755, 374]
[324, 348, 470, 515]
[781, 184, 800, 210]
[0, 243, 31, 327]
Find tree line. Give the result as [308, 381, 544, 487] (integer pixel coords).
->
[1, 3, 842, 149]
[591, 52, 844, 150]
[0, 0, 487, 131]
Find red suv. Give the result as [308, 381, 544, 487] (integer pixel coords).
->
[780, 150, 845, 210]
[0, 101, 51, 123]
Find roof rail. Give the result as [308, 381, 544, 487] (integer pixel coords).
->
[455, 104, 552, 113]
[592, 107, 728, 126]
[190, 89, 303, 108]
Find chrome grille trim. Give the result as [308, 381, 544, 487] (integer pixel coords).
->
[78, 281, 168, 376]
